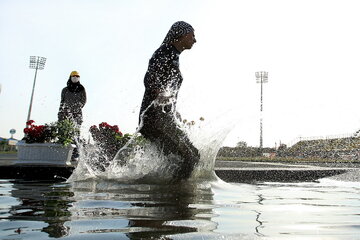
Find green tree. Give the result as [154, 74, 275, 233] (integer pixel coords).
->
[236, 141, 247, 148]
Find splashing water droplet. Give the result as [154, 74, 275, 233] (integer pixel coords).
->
[68, 111, 238, 184]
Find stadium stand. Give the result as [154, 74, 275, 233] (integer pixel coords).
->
[283, 135, 360, 160]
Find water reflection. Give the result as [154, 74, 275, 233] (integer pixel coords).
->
[1, 178, 359, 239]
[70, 180, 216, 239]
[253, 193, 265, 236]
[254, 210, 264, 236]
[7, 180, 73, 238]
[3, 179, 218, 239]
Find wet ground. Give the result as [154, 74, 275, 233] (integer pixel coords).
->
[1, 153, 359, 182]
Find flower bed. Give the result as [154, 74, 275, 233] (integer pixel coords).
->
[89, 122, 131, 161]
[23, 120, 79, 146]
[89, 122, 146, 167]
[16, 120, 79, 165]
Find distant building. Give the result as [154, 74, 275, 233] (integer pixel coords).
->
[0, 137, 18, 151]
[0, 137, 18, 142]
[262, 152, 276, 158]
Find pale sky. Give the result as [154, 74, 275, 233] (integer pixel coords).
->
[1, 0, 360, 148]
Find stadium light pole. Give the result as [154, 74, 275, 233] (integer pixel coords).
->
[255, 71, 268, 149]
[26, 56, 46, 126]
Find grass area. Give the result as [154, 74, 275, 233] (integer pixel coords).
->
[216, 156, 357, 163]
[0, 151, 17, 154]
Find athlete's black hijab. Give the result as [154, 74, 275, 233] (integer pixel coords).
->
[162, 21, 194, 45]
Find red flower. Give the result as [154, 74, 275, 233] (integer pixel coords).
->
[99, 122, 109, 129]
[90, 122, 124, 141]
[26, 120, 35, 126]
[23, 121, 53, 143]
[112, 125, 119, 132]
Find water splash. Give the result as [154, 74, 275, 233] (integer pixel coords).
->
[68, 108, 239, 184]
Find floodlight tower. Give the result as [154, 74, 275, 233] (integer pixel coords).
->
[255, 71, 268, 149]
[27, 56, 46, 126]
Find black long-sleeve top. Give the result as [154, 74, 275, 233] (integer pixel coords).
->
[139, 44, 183, 119]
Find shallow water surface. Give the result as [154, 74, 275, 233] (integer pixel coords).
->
[0, 177, 359, 240]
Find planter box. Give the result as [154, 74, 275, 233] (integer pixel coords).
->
[16, 142, 75, 166]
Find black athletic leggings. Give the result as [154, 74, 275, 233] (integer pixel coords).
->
[139, 107, 200, 181]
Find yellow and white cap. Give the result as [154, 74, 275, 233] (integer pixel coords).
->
[70, 71, 80, 77]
